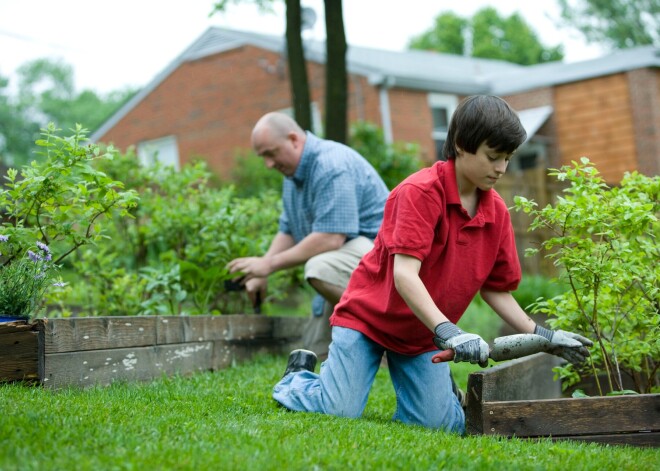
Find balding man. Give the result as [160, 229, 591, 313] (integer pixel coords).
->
[227, 112, 389, 358]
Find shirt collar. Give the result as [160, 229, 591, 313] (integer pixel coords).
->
[441, 159, 496, 224]
[289, 131, 316, 188]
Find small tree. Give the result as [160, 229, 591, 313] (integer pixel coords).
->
[0, 124, 139, 264]
[514, 158, 659, 395]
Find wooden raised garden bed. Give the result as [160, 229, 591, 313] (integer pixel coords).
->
[465, 353, 660, 447]
[0, 315, 305, 389]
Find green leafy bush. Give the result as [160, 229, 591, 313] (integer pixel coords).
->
[60, 153, 292, 316]
[514, 158, 659, 394]
[229, 149, 283, 198]
[349, 121, 423, 189]
[0, 124, 138, 317]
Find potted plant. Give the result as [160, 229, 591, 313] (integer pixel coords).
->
[0, 237, 61, 323]
[514, 158, 659, 395]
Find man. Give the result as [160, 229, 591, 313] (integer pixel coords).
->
[227, 112, 389, 358]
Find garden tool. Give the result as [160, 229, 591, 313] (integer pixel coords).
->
[431, 333, 553, 364]
[224, 277, 262, 314]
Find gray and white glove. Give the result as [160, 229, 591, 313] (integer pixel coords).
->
[433, 322, 489, 367]
[534, 325, 593, 365]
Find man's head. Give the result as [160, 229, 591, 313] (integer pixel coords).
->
[251, 112, 306, 177]
[443, 95, 527, 161]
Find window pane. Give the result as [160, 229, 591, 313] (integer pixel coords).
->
[432, 108, 449, 131]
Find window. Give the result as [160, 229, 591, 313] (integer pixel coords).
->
[137, 135, 180, 170]
[428, 94, 458, 161]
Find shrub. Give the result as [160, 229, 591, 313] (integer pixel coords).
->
[0, 124, 138, 317]
[514, 158, 659, 394]
[60, 153, 292, 316]
[349, 121, 423, 190]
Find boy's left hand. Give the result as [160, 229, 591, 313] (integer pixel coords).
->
[534, 325, 593, 364]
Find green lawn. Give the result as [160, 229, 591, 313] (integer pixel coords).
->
[0, 355, 656, 470]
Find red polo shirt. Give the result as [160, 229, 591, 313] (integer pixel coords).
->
[330, 159, 521, 355]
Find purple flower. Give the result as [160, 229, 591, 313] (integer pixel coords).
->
[27, 250, 40, 263]
[0, 235, 8, 242]
[52, 282, 67, 287]
[36, 241, 50, 253]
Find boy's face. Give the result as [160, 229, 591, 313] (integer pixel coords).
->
[456, 141, 512, 192]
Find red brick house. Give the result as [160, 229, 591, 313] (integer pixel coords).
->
[92, 27, 660, 184]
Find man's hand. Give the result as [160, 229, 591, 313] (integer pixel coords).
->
[245, 277, 267, 310]
[534, 325, 593, 365]
[226, 256, 272, 280]
[433, 322, 489, 367]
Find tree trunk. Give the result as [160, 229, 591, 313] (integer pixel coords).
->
[324, 0, 348, 143]
[285, 0, 312, 130]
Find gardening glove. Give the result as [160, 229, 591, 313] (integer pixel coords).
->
[534, 325, 593, 365]
[433, 321, 489, 367]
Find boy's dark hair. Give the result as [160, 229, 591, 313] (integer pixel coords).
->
[443, 95, 527, 160]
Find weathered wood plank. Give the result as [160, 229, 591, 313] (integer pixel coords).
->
[0, 320, 34, 334]
[0, 330, 38, 381]
[0, 330, 37, 355]
[156, 316, 230, 344]
[0, 355, 39, 381]
[225, 315, 278, 340]
[272, 316, 307, 340]
[467, 353, 563, 403]
[42, 342, 214, 389]
[479, 394, 660, 437]
[155, 315, 306, 344]
[42, 317, 157, 353]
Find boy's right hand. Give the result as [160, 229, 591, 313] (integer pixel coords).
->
[433, 322, 489, 367]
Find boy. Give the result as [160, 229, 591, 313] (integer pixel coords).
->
[272, 96, 591, 433]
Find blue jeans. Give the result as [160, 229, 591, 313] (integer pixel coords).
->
[273, 326, 465, 433]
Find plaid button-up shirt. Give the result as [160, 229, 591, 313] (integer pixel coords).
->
[279, 132, 389, 243]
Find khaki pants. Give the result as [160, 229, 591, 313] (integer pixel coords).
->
[301, 236, 374, 358]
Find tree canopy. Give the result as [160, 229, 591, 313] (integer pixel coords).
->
[557, 0, 660, 48]
[408, 7, 564, 65]
[0, 58, 136, 168]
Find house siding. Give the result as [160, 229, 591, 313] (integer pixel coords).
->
[628, 68, 660, 177]
[554, 73, 638, 183]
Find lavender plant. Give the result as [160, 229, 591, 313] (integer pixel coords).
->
[0, 237, 62, 317]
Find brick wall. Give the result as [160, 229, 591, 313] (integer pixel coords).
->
[100, 46, 295, 179]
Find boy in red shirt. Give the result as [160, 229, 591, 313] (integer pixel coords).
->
[273, 95, 591, 433]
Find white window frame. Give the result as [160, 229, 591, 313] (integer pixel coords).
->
[428, 93, 458, 160]
[137, 135, 180, 170]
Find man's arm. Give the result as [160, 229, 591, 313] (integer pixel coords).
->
[227, 232, 346, 280]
